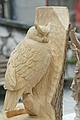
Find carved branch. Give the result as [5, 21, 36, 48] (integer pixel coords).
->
[6, 109, 27, 118]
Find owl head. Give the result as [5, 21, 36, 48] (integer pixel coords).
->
[26, 23, 50, 43]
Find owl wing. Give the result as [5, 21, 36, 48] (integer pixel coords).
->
[5, 40, 52, 91]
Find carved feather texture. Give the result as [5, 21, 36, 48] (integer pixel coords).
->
[5, 38, 52, 92]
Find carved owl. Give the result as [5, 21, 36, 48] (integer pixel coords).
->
[4, 23, 52, 111]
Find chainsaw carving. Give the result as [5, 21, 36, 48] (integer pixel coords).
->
[2, 7, 69, 120]
[70, 29, 80, 120]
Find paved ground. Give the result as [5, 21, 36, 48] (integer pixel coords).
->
[63, 88, 76, 120]
[63, 88, 75, 115]
[63, 113, 75, 120]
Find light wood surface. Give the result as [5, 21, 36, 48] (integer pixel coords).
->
[2, 6, 69, 120]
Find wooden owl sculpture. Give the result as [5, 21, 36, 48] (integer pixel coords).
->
[4, 23, 55, 119]
[3, 7, 69, 120]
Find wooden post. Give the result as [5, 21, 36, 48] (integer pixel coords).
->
[35, 6, 69, 120]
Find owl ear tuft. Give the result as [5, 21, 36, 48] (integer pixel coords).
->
[34, 23, 50, 36]
[35, 24, 44, 35]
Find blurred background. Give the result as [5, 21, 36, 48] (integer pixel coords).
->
[0, 0, 80, 120]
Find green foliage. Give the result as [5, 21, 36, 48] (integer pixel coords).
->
[67, 56, 77, 64]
